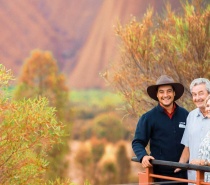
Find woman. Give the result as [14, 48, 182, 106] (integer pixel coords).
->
[190, 94, 210, 182]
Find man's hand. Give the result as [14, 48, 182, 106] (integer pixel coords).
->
[174, 168, 181, 173]
[141, 155, 154, 168]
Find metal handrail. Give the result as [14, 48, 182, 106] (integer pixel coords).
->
[131, 156, 210, 172]
[131, 156, 210, 185]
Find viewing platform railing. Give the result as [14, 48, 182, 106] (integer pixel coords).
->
[132, 156, 210, 185]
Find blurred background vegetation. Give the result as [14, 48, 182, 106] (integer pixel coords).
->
[0, 0, 209, 184]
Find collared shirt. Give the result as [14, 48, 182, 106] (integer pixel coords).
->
[161, 103, 176, 119]
[181, 108, 210, 182]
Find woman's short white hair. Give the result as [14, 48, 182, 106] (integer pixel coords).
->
[190, 78, 210, 94]
[205, 94, 210, 106]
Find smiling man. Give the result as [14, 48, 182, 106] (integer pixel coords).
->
[132, 75, 189, 185]
[175, 78, 210, 184]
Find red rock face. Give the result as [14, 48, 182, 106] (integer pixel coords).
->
[0, 0, 181, 89]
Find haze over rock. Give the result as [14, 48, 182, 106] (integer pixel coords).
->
[0, 0, 181, 89]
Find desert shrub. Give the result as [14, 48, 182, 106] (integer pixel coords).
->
[92, 112, 127, 142]
[0, 64, 66, 184]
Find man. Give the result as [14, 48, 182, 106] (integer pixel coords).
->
[132, 75, 189, 184]
[190, 95, 210, 182]
[175, 78, 210, 184]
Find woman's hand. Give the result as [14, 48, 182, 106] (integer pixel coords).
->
[190, 159, 205, 165]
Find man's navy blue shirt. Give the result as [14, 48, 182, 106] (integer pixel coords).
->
[132, 103, 189, 174]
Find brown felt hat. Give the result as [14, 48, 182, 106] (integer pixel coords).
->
[147, 75, 184, 101]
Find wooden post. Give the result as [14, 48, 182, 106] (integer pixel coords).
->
[131, 158, 210, 185]
[138, 167, 153, 185]
[195, 170, 204, 185]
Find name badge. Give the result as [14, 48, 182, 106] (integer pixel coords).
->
[179, 122, 186, 128]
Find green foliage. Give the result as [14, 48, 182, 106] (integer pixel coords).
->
[45, 178, 75, 185]
[70, 90, 131, 141]
[83, 180, 92, 185]
[75, 145, 92, 169]
[0, 65, 66, 184]
[116, 142, 131, 183]
[45, 178, 92, 185]
[70, 89, 124, 122]
[70, 89, 123, 109]
[89, 137, 106, 164]
[0, 65, 15, 87]
[74, 138, 106, 185]
[46, 142, 70, 181]
[14, 49, 69, 121]
[13, 49, 72, 182]
[74, 142, 94, 183]
[100, 161, 117, 185]
[103, 0, 210, 116]
[73, 140, 132, 185]
[92, 113, 126, 142]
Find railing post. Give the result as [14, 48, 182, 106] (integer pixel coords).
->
[195, 170, 204, 185]
[138, 167, 153, 185]
[132, 157, 210, 184]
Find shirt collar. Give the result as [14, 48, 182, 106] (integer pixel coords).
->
[159, 103, 176, 119]
[196, 108, 207, 119]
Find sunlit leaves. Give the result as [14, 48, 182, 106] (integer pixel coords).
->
[0, 64, 14, 87]
[103, 0, 210, 116]
[14, 49, 69, 121]
[0, 65, 66, 184]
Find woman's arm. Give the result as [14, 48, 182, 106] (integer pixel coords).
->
[174, 146, 190, 173]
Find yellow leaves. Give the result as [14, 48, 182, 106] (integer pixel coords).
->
[32, 49, 42, 59]
[21, 49, 58, 81]
[0, 63, 66, 183]
[104, 0, 210, 116]
[114, 7, 154, 51]
[44, 51, 54, 61]
[0, 97, 65, 183]
[182, 0, 196, 17]
[57, 74, 69, 91]
[0, 64, 70, 183]
[0, 64, 14, 87]
[14, 49, 69, 121]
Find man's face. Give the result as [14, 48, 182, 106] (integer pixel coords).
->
[157, 85, 175, 108]
[191, 83, 209, 109]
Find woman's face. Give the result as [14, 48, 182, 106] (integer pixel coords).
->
[206, 99, 210, 118]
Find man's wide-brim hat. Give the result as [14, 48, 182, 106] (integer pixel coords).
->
[147, 75, 184, 101]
